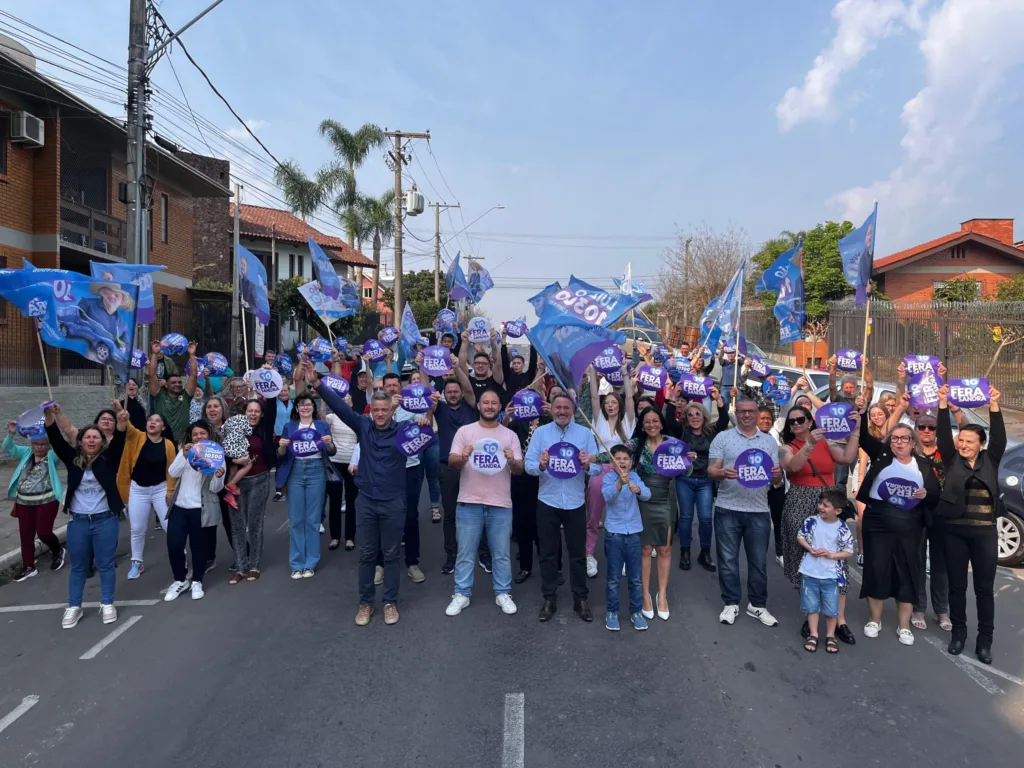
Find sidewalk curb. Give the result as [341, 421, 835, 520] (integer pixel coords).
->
[0, 524, 67, 572]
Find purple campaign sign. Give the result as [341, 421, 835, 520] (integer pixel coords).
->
[653, 439, 692, 477]
[592, 346, 623, 375]
[187, 440, 225, 474]
[908, 370, 943, 409]
[510, 389, 544, 421]
[835, 348, 861, 372]
[401, 383, 435, 414]
[734, 449, 773, 489]
[161, 333, 188, 356]
[947, 378, 990, 408]
[604, 367, 624, 386]
[818, 402, 855, 439]
[320, 374, 350, 398]
[130, 348, 147, 370]
[505, 320, 527, 338]
[362, 339, 387, 363]
[879, 476, 921, 509]
[333, 336, 350, 353]
[288, 428, 322, 458]
[380, 326, 400, 347]
[636, 365, 667, 392]
[748, 356, 770, 379]
[546, 441, 582, 479]
[678, 373, 713, 401]
[904, 355, 940, 376]
[275, 352, 293, 376]
[396, 422, 435, 457]
[421, 345, 453, 377]
[308, 338, 333, 363]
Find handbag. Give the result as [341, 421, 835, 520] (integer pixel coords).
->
[804, 453, 858, 522]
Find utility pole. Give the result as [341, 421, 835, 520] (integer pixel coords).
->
[231, 183, 241, 371]
[384, 129, 430, 318]
[431, 202, 459, 303]
[126, 0, 149, 348]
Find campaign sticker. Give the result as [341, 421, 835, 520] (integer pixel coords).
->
[421, 345, 453, 376]
[735, 448, 774, 488]
[818, 402, 855, 439]
[510, 389, 543, 421]
[246, 368, 283, 398]
[467, 317, 491, 344]
[362, 339, 387, 363]
[763, 376, 791, 403]
[308, 338, 333, 363]
[593, 346, 623, 375]
[546, 441, 582, 479]
[604, 367, 624, 386]
[653, 439, 692, 477]
[637, 365, 667, 391]
[130, 348, 148, 370]
[505, 319, 527, 338]
[748, 356, 770, 379]
[288, 428, 322, 458]
[947, 378, 990, 408]
[15, 404, 46, 440]
[908, 369, 943, 409]
[835, 349, 861, 372]
[187, 440, 225, 474]
[469, 437, 507, 475]
[879, 476, 921, 509]
[904, 355, 940, 376]
[379, 326, 400, 347]
[396, 422, 435, 457]
[320, 374, 350, 398]
[275, 352, 293, 376]
[161, 333, 188, 356]
[678, 373, 713, 401]
[401, 383, 435, 414]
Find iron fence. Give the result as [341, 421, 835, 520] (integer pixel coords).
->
[740, 307, 786, 358]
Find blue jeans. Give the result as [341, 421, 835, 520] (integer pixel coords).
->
[604, 531, 642, 614]
[454, 504, 512, 597]
[357, 495, 405, 605]
[801, 575, 840, 617]
[67, 511, 119, 607]
[287, 458, 326, 571]
[714, 507, 771, 608]
[676, 475, 713, 549]
[422, 442, 441, 506]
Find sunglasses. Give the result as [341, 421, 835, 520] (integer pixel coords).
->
[916, 424, 936, 432]
[787, 416, 808, 426]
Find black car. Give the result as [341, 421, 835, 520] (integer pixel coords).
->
[996, 444, 1024, 566]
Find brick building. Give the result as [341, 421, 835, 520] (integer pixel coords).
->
[872, 218, 1024, 303]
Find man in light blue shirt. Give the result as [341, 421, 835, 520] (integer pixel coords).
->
[525, 393, 600, 623]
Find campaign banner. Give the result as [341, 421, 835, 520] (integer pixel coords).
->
[763, 376, 790, 403]
[237, 244, 270, 325]
[653, 439, 692, 477]
[835, 348, 861, 372]
[297, 280, 353, 322]
[320, 374, 350, 398]
[396, 422, 435, 457]
[362, 339, 387, 363]
[131, 348, 147, 370]
[469, 437, 507, 475]
[636, 365, 667, 391]
[678, 373, 713, 401]
[187, 440, 225, 474]
[904, 355, 940, 376]
[593, 346, 623, 375]
[748, 356, 770, 378]
[908, 369, 942, 409]
[15, 403, 50, 440]
[307, 237, 343, 300]
[505, 318, 527, 338]
[162, 333, 188, 356]
[510, 389, 544, 421]
[546, 441, 582, 479]
[380, 326, 400, 347]
[545, 275, 642, 328]
[401, 383, 435, 414]
[947, 378, 991, 408]
[288, 428, 322, 458]
[89, 262, 165, 326]
[735, 448, 774, 488]
[275, 352, 293, 376]
[818, 402, 855, 439]
[246, 368, 284, 398]
[467, 316, 491, 344]
[879, 476, 921, 509]
[307, 338, 333, 363]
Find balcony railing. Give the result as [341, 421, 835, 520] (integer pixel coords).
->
[60, 201, 126, 259]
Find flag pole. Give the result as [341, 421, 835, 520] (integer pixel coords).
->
[732, 276, 744, 411]
[34, 327, 53, 402]
[860, 298, 871, 389]
[240, 306, 250, 373]
[573, 403, 629, 483]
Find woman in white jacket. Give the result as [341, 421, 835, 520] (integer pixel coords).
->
[323, 397, 360, 552]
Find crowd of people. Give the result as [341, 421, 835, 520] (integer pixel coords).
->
[3, 329, 1005, 664]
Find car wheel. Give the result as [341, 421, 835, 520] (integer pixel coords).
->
[997, 511, 1024, 567]
[95, 343, 111, 363]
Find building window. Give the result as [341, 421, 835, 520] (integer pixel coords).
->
[288, 253, 295, 278]
[297, 254, 305, 278]
[950, 245, 967, 259]
[160, 194, 168, 243]
[0, 110, 7, 175]
[362, 286, 372, 300]
[933, 280, 982, 294]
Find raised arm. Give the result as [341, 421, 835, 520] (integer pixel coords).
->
[454, 357, 476, 409]
[148, 340, 162, 397]
[988, 387, 1005, 464]
[858, 400, 884, 461]
[52, 403, 79, 444]
[525, 344, 538, 380]
[712, 387, 731, 434]
[829, 412, 862, 465]
[827, 355, 839, 401]
[184, 341, 199, 397]
[501, 341, 512, 383]
[861, 356, 874, 404]
[490, 330, 505, 387]
[310, 364, 362, 432]
[588, 367, 600, 413]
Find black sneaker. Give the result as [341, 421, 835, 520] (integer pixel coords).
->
[272, 491, 284, 502]
[51, 547, 66, 572]
[478, 559, 492, 574]
[13, 565, 38, 582]
[440, 557, 455, 575]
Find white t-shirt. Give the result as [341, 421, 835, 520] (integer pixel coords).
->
[594, 413, 634, 450]
[798, 517, 849, 580]
[869, 457, 924, 501]
[73, 469, 109, 515]
[325, 413, 358, 463]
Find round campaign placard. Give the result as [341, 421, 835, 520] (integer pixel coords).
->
[161, 333, 187, 356]
[296, 342, 308, 357]
[187, 440, 225, 474]
[546, 441, 582, 480]
[130, 348, 148, 370]
[908, 370, 942, 409]
[434, 309, 457, 333]
[421, 345, 453, 376]
[879, 476, 921, 509]
[15, 404, 47, 440]
[510, 389, 543, 421]
[362, 339, 387, 363]
[308, 338, 333, 363]
[817, 402, 855, 439]
[504, 319, 527, 338]
[947, 378, 990, 408]
[653, 439, 692, 477]
[469, 438, 507, 475]
[835, 348, 861, 372]
[678, 373, 713, 401]
[320, 374, 350, 398]
[396, 422, 435, 457]
[379, 326, 400, 347]
[763, 376, 790, 403]
[604, 367, 624, 386]
[593, 346, 623, 375]
[246, 368, 283, 398]
[636, 365, 667, 392]
[333, 336, 350, 353]
[673, 355, 692, 374]
[467, 317, 491, 344]
[734, 448, 774, 489]
[904, 355, 939, 376]
[401, 383, 435, 414]
[748, 356, 770, 379]
[203, 352, 228, 375]
[288, 428, 322, 458]
[275, 352, 293, 376]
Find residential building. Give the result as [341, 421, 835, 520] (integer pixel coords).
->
[360, 273, 393, 325]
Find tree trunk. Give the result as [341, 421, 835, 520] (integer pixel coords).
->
[372, 233, 382, 313]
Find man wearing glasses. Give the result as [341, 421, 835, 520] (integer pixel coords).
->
[708, 397, 784, 627]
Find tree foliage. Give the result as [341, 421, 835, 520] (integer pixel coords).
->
[382, 269, 449, 311]
[993, 274, 1024, 302]
[933, 277, 980, 303]
[270, 276, 364, 339]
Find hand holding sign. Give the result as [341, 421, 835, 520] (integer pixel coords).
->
[467, 317, 491, 345]
[734, 449, 774, 488]
[946, 378, 991, 408]
[469, 438, 507, 475]
[546, 442, 581, 479]
[188, 440, 225, 474]
[834, 349, 861, 372]
[817, 402, 855, 439]
[653, 439, 692, 476]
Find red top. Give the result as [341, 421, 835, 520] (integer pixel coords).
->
[247, 433, 267, 477]
[787, 439, 835, 487]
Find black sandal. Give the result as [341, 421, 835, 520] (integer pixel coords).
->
[329, 539, 340, 551]
[804, 636, 818, 653]
[825, 636, 839, 654]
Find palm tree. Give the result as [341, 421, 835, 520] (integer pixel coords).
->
[359, 190, 396, 309]
[273, 160, 348, 222]
[318, 121, 386, 247]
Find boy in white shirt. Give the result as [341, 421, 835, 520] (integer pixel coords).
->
[797, 490, 855, 655]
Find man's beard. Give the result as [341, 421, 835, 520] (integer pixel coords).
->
[479, 412, 499, 424]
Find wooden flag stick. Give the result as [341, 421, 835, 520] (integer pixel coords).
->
[34, 326, 53, 402]
[860, 298, 871, 389]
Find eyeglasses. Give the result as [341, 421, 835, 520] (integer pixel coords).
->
[787, 416, 807, 426]
[916, 424, 936, 432]
[890, 435, 913, 444]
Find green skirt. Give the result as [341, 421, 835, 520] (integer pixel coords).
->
[639, 472, 675, 547]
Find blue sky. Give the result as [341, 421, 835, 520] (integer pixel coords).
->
[9, 0, 1024, 321]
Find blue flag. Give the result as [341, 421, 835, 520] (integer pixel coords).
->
[237, 244, 271, 325]
[755, 239, 805, 344]
[445, 253, 473, 302]
[0, 263, 90, 294]
[839, 203, 877, 307]
[703, 266, 744, 354]
[612, 275, 654, 303]
[307, 237, 343, 301]
[400, 302, 422, 360]
[89, 262, 165, 325]
[466, 259, 494, 303]
[528, 307, 625, 402]
[528, 282, 561, 318]
[630, 311, 659, 332]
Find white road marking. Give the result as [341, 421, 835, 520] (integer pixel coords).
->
[79, 615, 143, 660]
[0, 600, 159, 614]
[922, 635, 1005, 696]
[0, 695, 40, 735]
[502, 693, 525, 768]
[952, 650, 1024, 687]
[276, 519, 289, 533]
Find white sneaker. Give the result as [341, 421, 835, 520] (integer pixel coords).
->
[746, 604, 778, 627]
[719, 604, 739, 625]
[586, 556, 598, 578]
[775, 555, 784, 568]
[621, 563, 627, 577]
[374, 566, 384, 586]
[100, 604, 117, 624]
[319, 523, 325, 534]
[496, 593, 518, 615]
[446, 594, 471, 616]
[61, 606, 83, 630]
[290, 570, 303, 580]
[164, 579, 191, 602]
[191, 582, 205, 600]
[302, 568, 315, 578]
[863, 621, 881, 638]
[897, 627, 915, 646]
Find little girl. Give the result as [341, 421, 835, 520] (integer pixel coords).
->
[221, 413, 253, 508]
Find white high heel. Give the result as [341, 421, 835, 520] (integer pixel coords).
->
[642, 592, 655, 620]
[656, 591, 670, 621]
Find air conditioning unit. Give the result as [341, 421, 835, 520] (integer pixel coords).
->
[405, 189, 425, 216]
[11, 111, 44, 148]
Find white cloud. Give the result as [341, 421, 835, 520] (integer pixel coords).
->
[225, 118, 268, 141]
[775, 0, 926, 131]
[831, 0, 1024, 227]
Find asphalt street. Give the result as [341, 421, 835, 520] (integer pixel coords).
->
[1, 492, 1022, 768]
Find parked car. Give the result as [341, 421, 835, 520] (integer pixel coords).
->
[56, 305, 128, 366]
[618, 326, 664, 359]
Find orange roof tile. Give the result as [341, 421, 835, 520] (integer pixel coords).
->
[229, 203, 373, 267]
[872, 231, 964, 271]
